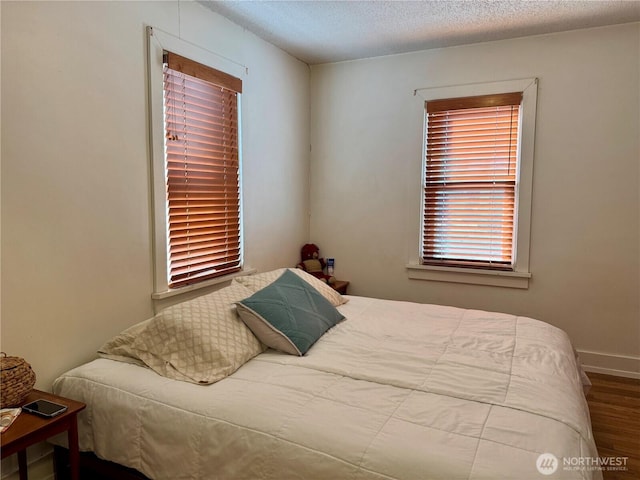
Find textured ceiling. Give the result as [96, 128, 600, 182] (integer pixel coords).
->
[200, 0, 640, 64]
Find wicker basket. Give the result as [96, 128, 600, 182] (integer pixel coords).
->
[1, 353, 36, 408]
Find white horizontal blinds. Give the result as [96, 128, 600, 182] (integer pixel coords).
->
[423, 92, 522, 270]
[164, 52, 242, 288]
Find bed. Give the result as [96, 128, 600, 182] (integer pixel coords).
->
[52, 268, 600, 480]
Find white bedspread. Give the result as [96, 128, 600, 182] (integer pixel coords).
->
[53, 296, 600, 480]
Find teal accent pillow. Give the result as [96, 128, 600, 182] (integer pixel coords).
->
[235, 269, 345, 355]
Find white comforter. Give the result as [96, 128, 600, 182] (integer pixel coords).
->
[53, 296, 600, 480]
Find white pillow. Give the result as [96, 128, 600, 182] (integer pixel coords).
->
[99, 282, 265, 384]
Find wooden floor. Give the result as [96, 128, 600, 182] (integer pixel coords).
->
[586, 373, 640, 480]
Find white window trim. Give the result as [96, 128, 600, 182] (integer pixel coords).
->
[407, 78, 538, 289]
[146, 26, 247, 299]
[151, 268, 256, 300]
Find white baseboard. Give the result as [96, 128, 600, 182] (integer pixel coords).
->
[577, 349, 640, 379]
[0, 451, 54, 480]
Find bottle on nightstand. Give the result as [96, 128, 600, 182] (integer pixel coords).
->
[326, 258, 335, 276]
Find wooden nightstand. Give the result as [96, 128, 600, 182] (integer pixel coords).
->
[1, 389, 85, 480]
[332, 280, 349, 295]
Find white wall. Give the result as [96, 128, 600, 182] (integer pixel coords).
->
[1, 0, 310, 393]
[310, 24, 640, 374]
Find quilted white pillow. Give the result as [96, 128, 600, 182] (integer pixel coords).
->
[99, 282, 264, 384]
[233, 268, 348, 306]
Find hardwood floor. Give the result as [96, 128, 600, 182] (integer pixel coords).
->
[586, 373, 640, 480]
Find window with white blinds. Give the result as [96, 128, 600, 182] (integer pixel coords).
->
[163, 51, 242, 288]
[422, 92, 523, 270]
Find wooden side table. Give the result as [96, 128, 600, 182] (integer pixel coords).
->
[1, 389, 85, 480]
[332, 280, 349, 295]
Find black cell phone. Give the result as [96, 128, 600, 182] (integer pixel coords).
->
[22, 399, 68, 418]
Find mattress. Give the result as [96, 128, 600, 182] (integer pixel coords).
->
[53, 295, 600, 480]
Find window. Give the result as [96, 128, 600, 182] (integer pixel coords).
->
[162, 52, 242, 289]
[423, 92, 521, 270]
[408, 78, 537, 288]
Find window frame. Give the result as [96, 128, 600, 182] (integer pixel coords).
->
[422, 92, 522, 270]
[408, 78, 538, 289]
[147, 26, 247, 299]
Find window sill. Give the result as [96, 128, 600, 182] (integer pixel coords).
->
[152, 268, 257, 300]
[406, 264, 530, 289]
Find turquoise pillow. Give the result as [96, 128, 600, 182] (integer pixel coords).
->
[235, 269, 345, 355]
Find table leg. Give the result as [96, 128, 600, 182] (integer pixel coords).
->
[67, 417, 80, 480]
[52, 446, 66, 480]
[17, 449, 28, 480]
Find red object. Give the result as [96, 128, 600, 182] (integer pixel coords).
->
[297, 243, 334, 284]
